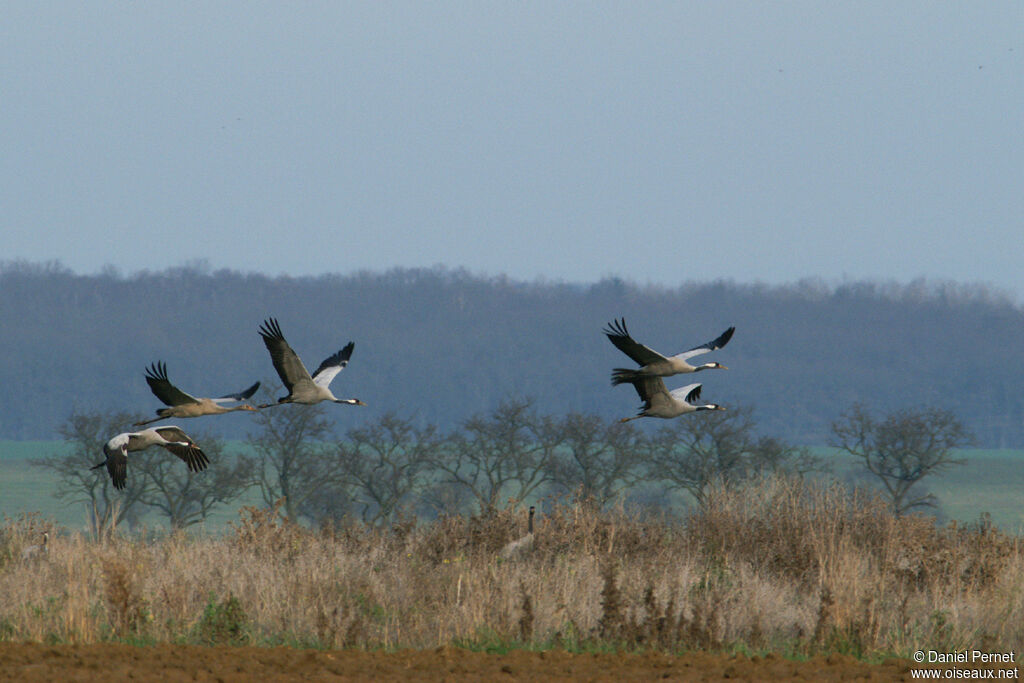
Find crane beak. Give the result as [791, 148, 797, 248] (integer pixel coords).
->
[717, 364, 728, 370]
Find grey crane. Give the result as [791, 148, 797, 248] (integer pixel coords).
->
[21, 532, 49, 561]
[257, 317, 366, 409]
[91, 426, 209, 490]
[620, 379, 725, 422]
[500, 506, 536, 560]
[604, 318, 734, 386]
[134, 361, 260, 426]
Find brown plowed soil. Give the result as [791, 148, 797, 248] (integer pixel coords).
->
[0, 643, 951, 681]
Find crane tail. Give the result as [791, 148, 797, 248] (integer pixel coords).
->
[610, 368, 642, 386]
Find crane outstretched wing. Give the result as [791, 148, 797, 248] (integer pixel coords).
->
[628, 376, 669, 403]
[668, 383, 703, 404]
[106, 451, 128, 490]
[312, 342, 354, 389]
[152, 426, 209, 472]
[259, 318, 313, 392]
[144, 362, 199, 406]
[672, 327, 735, 361]
[603, 318, 667, 366]
[211, 381, 261, 405]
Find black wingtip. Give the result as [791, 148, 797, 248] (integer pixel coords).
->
[259, 317, 284, 341]
[716, 326, 736, 348]
[188, 448, 210, 473]
[144, 361, 169, 382]
[238, 381, 261, 400]
[603, 317, 629, 339]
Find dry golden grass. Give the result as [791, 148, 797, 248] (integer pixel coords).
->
[1, 477, 1021, 657]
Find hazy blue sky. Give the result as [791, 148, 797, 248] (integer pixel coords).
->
[2, 4, 1021, 295]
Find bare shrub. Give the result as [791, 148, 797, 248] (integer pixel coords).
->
[101, 553, 149, 638]
[227, 498, 310, 559]
[195, 592, 249, 646]
[517, 583, 534, 642]
[597, 562, 624, 640]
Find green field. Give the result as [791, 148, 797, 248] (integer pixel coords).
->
[2, 441, 1021, 532]
[819, 447, 1024, 531]
[924, 448, 1024, 530]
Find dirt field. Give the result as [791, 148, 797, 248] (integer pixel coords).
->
[0, 643, 949, 682]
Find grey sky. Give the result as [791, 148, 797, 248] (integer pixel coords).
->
[2, 3, 1021, 296]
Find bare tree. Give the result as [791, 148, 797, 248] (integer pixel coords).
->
[134, 435, 254, 529]
[547, 413, 646, 506]
[430, 399, 562, 514]
[747, 436, 826, 479]
[831, 403, 972, 514]
[337, 412, 440, 524]
[649, 405, 758, 509]
[418, 479, 476, 518]
[293, 484, 356, 526]
[651, 405, 826, 508]
[34, 411, 146, 534]
[246, 385, 339, 523]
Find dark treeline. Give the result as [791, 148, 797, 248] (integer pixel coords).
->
[2, 260, 1023, 446]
